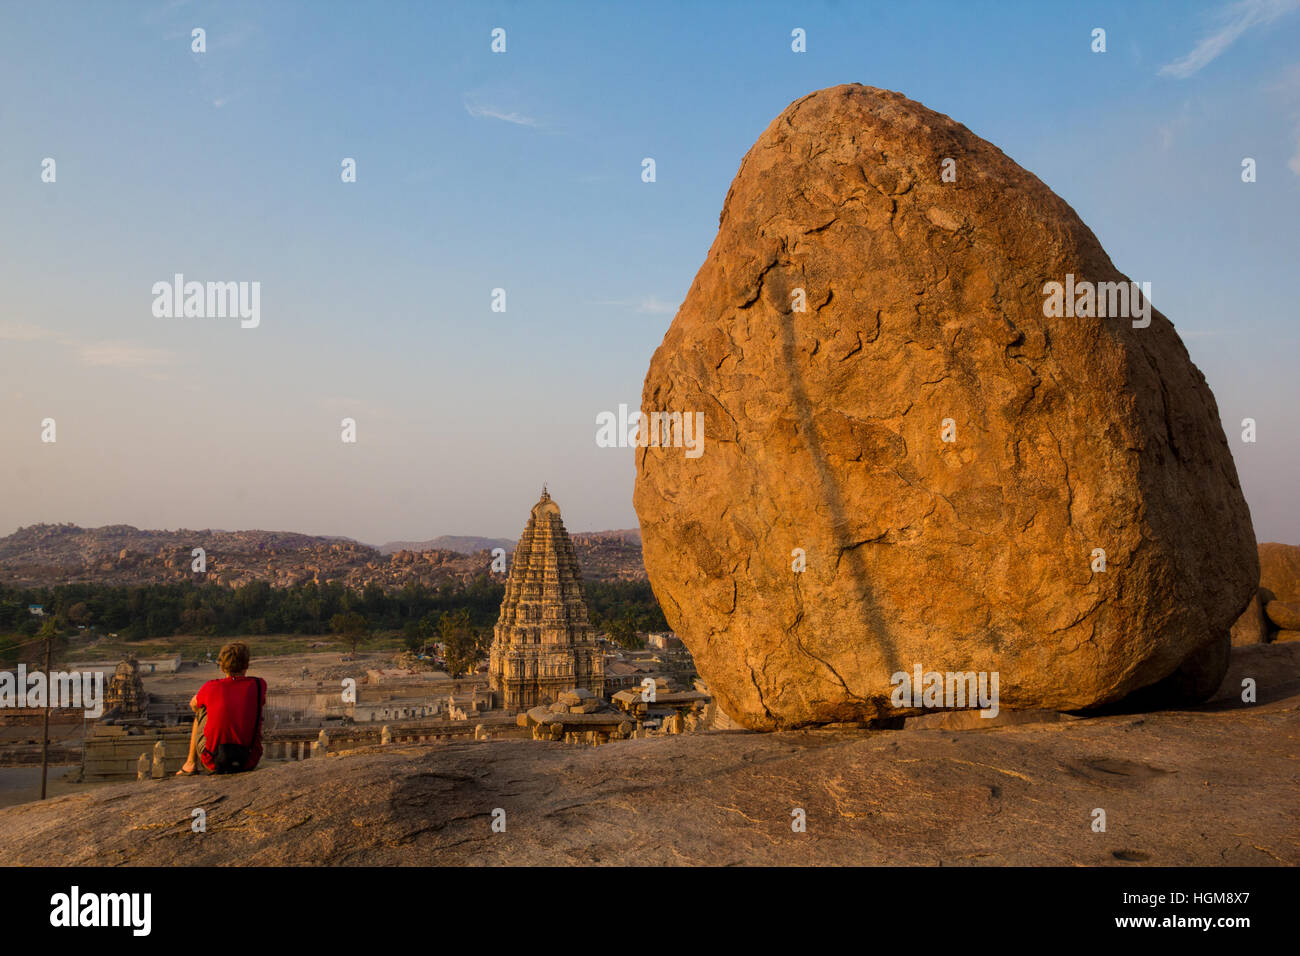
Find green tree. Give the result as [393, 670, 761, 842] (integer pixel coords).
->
[402, 620, 425, 653]
[606, 613, 642, 650]
[330, 611, 370, 655]
[440, 608, 485, 678]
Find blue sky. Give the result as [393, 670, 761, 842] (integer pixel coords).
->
[1, 0, 1297, 544]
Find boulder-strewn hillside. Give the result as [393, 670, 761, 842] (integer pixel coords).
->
[3, 642, 1296, 866]
[0, 524, 646, 588]
[0, 523, 362, 562]
[377, 536, 516, 556]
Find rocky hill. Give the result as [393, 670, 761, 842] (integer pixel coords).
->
[0, 523, 646, 589]
[377, 535, 515, 556]
[568, 530, 644, 582]
[2, 642, 1296, 865]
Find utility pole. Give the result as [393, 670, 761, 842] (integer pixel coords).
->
[39, 630, 51, 800]
[79, 708, 87, 783]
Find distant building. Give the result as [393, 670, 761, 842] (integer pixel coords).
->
[28, 605, 44, 617]
[136, 654, 183, 675]
[646, 632, 681, 650]
[489, 488, 604, 710]
[105, 659, 148, 718]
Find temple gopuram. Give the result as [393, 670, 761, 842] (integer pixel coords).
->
[104, 658, 149, 718]
[489, 488, 604, 710]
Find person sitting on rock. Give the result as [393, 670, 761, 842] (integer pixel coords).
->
[177, 641, 267, 776]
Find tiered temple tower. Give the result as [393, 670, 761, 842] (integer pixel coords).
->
[105, 658, 148, 718]
[489, 488, 604, 710]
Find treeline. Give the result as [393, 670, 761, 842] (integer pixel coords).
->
[583, 580, 670, 644]
[0, 576, 668, 644]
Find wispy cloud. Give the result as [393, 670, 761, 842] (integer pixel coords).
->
[592, 297, 679, 316]
[0, 322, 179, 370]
[1157, 100, 1197, 150]
[1267, 63, 1300, 175]
[1159, 0, 1300, 78]
[464, 97, 540, 128]
[635, 296, 677, 316]
[0, 322, 52, 343]
[142, 0, 193, 27]
[77, 343, 175, 368]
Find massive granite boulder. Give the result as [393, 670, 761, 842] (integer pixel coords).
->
[633, 84, 1257, 730]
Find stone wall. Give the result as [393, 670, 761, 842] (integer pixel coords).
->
[83, 727, 194, 781]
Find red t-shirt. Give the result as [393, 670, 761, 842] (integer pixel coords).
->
[195, 675, 266, 772]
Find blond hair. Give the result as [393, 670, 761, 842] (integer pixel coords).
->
[218, 641, 251, 676]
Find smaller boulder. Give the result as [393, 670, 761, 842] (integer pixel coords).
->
[1259, 543, 1300, 604]
[1230, 591, 1271, 646]
[1265, 601, 1300, 631]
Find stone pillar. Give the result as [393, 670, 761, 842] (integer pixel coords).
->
[381, 725, 391, 746]
[151, 740, 166, 779]
[137, 753, 150, 781]
[296, 740, 305, 761]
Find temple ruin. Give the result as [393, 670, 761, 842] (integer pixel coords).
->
[104, 658, 148, 718]
[489, 488, 604, 710]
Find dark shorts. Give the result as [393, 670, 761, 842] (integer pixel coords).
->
[192, 704, 262, 774]
[194, 706, 214, 774]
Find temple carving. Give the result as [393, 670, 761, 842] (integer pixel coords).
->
[105, 658, 148, 718]
[489, 488, 604, 710]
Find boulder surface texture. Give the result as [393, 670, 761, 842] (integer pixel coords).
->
[634, 84, 1256, 730]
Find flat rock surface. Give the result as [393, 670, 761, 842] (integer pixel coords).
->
[3, 643, 1296, 867]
